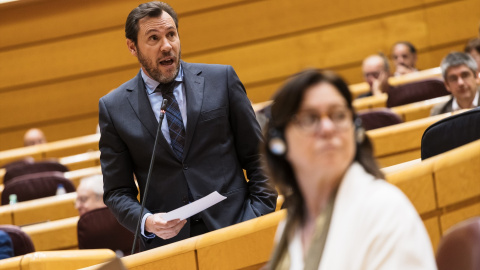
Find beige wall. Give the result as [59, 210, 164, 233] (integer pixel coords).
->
[0, 0, 478, 150]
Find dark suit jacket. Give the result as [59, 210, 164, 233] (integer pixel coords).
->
[99, 61, 277, 250]
[0, 230, 13, 259]
[430, 89, 480, 115]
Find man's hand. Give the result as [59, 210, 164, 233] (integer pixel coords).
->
[372, 70, 388, 96]
[145, 213, 187, 240]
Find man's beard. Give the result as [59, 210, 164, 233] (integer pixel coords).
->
[137, 48, 181, 84]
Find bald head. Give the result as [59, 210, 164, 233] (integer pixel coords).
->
[362, 54, 390, 88]
[23, 128, 47, 147]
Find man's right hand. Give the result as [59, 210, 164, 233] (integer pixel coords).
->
[145, 213, 187, 240]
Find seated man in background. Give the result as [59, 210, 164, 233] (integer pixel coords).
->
[465, 38, 480, 78]
[75, 175, 106, 216]
[359, 53, 392, 98]
[431, 52, 480, 115]
[0, 230, 13, 260]
[23, 128, 47, 147]
[391, 41, 418, 76]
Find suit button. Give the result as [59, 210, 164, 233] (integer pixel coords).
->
[183, 164, 188, 170]
[182, 196, 188, 204]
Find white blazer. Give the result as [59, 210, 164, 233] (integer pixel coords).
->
[278, 162, 437, 270]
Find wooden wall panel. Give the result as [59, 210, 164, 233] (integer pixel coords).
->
[425, 0, 480, 46]
[0, 115, 99, 150]
[246, 42, 463, 103]
[0, 68, 136, 130]
[180, 0, 424, 54]
[0, 30, 135, 90]
[0, 0, 251, 50]
[0, 0, 478, 151]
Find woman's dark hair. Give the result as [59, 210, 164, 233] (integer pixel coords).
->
[125, 1, 179, 45]
[261, 69, 384, 223]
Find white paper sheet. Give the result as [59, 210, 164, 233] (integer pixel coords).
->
[161, 191, 227, 221]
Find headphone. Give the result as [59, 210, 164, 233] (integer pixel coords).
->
[354, 117, 365, 145]
[267, 117, 365, 156]
[268, 128, 287, 156]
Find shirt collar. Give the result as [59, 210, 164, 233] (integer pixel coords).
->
[141, 65, 184, 95]
[452, 88, 479, 111]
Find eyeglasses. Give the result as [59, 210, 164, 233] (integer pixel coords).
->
[291, 107, 353, 134]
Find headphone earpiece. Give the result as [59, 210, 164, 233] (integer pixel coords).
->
[354, 117, 365, 144]
[268, 128, 287, 156]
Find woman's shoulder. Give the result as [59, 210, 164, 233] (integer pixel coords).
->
[340, 163, 420, 222]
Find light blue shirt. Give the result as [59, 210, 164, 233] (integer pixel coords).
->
[139, 66, 187, 238]
[141, 66, 187, 143]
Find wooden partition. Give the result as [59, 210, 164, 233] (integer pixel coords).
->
[0, 250, 116, 270]
[390, 95, 451, 122]
[26, 139, 480, 268]
[1, 0, 478, 150]
[350, 66, 442, 99]
[0, 155, 101, 187]
[388, 139, 480, 249]
[367, 111, 455, 167]
[58, 151, 101, 172]
[0, 193, 77, 227]
[64, 166, 102, 187]
[0, 134, 100, 167]
[196, 210, 285, 269]
[22, 216, 79, 251]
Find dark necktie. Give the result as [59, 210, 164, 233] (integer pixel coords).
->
[157, 82, 185, 160]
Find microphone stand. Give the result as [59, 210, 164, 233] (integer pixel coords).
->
[131, 99, 168, 255]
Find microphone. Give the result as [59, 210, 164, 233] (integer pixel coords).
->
[131, 98, 168, 255]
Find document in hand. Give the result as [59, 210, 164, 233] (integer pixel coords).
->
[161, 191, 227, 221]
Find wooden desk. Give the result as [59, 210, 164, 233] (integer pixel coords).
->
[0, 134, 100, 168]
[22, 216, 79, 251]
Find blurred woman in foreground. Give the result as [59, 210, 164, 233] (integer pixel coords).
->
[263, 69, 436, 269]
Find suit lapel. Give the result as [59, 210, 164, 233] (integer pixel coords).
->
[125, 72, 158, 140]
[125, 71, 174, 158]
[182, 62, 204, 158]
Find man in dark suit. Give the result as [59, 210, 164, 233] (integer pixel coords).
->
[431, 52, 480, 115]
[99, 1, 277, 251]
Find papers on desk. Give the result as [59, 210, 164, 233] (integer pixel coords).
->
[161, 191, 227, 221]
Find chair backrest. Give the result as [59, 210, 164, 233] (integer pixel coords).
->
[0, 225, 35, 256]
[421, 107, 480, 159]
[436, 217, 480, 270]
[1, 157, 34, 170]
[77, 207, 135, 256]
[386, 78, 449, 107]
[358, 108, 403, 130]
[1, 171, 76, 205]
[3, 160, 69, 185]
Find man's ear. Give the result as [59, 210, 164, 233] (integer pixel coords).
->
[127, 39, 138, 57]
[444, 80, 452, 94]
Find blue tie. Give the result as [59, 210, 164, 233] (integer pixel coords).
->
[158, 82, 185, 160]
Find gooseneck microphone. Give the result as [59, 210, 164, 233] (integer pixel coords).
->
[131, 98, 168, 255]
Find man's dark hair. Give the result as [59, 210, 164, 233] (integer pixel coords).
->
[393, 41, 417, 54]
[125, 1, 178, 45]
[262, 69, 384, 224]
[465, 38, 480, 54]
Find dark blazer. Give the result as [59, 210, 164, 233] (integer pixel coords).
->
[0, 230, 13, 259]
[99, 61, 277, 250]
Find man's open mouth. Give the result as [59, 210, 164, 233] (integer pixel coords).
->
[160, 59, 174, 66]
